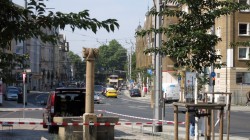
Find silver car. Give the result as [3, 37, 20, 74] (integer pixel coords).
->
[94, 93, 101, 104]
[5, 90, 19, 101]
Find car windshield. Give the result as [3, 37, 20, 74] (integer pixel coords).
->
[8, 87, 18, 90]
[106, 84, 114, 88]
[133, 89, 140, 92]
[8, 90, 19, 94]
[94, 85, 103, 91]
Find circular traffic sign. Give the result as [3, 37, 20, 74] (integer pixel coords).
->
[211, 72, 216, 77]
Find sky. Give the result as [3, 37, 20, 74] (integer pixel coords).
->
[12, 0, 153, 57]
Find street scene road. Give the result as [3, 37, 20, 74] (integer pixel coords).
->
[2, 1, 250, 140]
[0, 89, 249, 140]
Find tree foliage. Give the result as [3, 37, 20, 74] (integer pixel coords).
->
[68, 51, 85, 81]
[136, 0, 250, 72]
[95, 39, 127, 74]
[0, 0, 119, 82]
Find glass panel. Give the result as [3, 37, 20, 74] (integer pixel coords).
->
[239, 0, 247, 4]
[243, 72, 250, 84]
[236, 72, 243, 84]
[239, 24, 248, 34]
[239, 48, 247, 58]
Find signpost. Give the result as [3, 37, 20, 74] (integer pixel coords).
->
[0, 80, 3, 106]
[211, 72, 216, 77]
[23, 69, 31, 118]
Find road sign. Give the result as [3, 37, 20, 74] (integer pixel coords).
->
[25, 69, 31, 73]
[147, 69, 152, 75]
[211, 72, 216, 77]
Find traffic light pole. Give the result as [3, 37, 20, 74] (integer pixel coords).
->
[23, 72, 26, 118]
[210, 24, 216, 140]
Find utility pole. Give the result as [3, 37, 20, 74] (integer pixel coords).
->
[126, 40, 133, 82]
[154, 0, 163, 132]
[129, 40, 133, 81]
[24, 0, 27, 8]
[209, 23, 216, 140]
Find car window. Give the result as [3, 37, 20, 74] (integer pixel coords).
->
[8, 90, 19, 94]
[53, 91, 85, 116]
[133, 89, 140, 92]
[7, 88, 18, 91]
[94, 85, 103, 91]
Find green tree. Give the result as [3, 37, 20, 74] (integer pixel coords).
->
[137, 0, 249, 73]
[68, 51, 85, 81]
[96, 39, 127, 73]
[0, 0, 119, 83]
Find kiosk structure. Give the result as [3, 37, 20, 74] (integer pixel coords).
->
[173, 102, 226, 140]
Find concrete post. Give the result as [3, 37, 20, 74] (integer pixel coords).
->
[82, 48, 99, 140]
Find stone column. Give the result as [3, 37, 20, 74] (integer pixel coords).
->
[82, 48, 98, 140]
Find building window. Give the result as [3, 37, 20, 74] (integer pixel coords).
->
[238, 47, 250, 60]
[216, 27, 221, 38]
[236, 72, 250, 84]
[239, 0, 250, 12]
[215, 49, 221, 63]
[238, 23, 249, 36]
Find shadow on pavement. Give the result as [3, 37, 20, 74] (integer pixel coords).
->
[0, 128, 56, 140]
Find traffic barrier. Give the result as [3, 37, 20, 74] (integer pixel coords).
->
[0, 121, 184, 126]
[0, 108, 45, 111]
[95, 109, 185, 125]
[0, 108, 186, 125]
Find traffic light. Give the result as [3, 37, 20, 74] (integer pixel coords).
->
[207, 78, 210, 85]
[212, 77, 215, 85]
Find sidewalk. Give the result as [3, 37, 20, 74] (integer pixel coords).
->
[115, 89, 250, 140]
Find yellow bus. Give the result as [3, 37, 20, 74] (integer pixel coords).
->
[108, 75, 124, 88]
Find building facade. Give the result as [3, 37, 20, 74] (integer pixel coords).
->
[135, 1, 250, 105]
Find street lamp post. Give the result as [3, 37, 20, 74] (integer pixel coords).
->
[154, 0, 163, 132]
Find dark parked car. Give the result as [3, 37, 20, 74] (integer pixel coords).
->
[42, 87, 86, 133]
[129, 88, 141, 97]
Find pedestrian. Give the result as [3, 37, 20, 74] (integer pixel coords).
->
[189, 113, 195, 137]
[189, 108, 195, 137]
[199, 109, 206, 137]
[246, 91, 250, 106]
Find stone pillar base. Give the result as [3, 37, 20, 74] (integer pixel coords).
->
[83, 113, 97, 140]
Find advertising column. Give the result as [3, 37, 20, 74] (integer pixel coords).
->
[185, 72, 196, 102]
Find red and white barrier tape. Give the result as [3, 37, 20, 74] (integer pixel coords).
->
[95, 109, 185, 125]
[0, 108, 45, 111]
[0, 121, 184, 126]
[0, 108, 185, 125]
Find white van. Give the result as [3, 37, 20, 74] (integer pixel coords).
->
[162, 83, 180, 103]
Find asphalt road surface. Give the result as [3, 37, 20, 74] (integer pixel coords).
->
[0, 90, 249, 139]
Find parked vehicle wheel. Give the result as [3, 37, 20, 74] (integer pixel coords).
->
[49, 125, 59, 134]
[48, 125, 55, 133]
